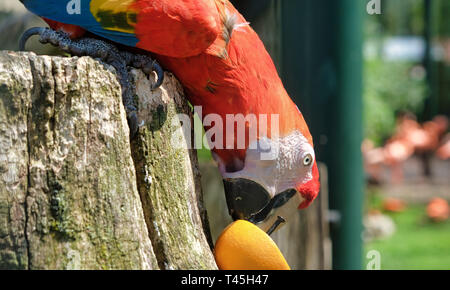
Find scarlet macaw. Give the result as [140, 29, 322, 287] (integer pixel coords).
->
[19, 0, 320, 233]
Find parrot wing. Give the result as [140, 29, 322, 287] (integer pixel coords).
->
[22, 0, 225, 58]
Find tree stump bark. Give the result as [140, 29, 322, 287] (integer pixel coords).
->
[0, 51, 217, 270]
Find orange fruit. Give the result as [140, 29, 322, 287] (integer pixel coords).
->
[214, 220, 290, 270]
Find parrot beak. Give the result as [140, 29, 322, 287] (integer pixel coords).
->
[223, 178, 298, 235]
[223, 178, 271, 221]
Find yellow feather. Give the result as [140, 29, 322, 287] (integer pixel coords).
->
[90, 0, 137, 34]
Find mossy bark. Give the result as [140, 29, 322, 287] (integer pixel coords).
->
[0, 51, 216, 270]
[129, 70, 216, 270]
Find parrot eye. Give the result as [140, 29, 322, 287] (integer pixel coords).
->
[303, 154, 313, 166]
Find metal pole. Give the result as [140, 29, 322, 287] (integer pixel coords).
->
[328, 0, 365, 270]
[280, 0, 364, 269]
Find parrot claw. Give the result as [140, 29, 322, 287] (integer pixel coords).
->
[19, 27, 165, 138]
[19, 27, 46, 51]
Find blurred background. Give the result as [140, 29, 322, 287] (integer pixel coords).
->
[1, 0, 449, 269]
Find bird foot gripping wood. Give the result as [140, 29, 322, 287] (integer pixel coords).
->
[19, 27, 165, 137]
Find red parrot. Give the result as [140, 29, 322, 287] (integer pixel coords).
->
[19, 0, 320, 231]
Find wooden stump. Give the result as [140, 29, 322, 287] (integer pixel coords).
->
[0, 51, 216, 270]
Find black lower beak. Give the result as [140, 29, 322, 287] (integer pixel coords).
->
[223, 178, 271, 221]
[224, 178, 297, 226]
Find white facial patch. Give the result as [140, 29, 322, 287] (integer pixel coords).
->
[219, 131, 315, 198]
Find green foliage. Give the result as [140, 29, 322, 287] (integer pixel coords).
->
[363, 0, 450, 145]
[363, 60, 428, 145]
[379, 0, 425, 36]
[436, 0, 450, 36]
[365, 0, 427, 38]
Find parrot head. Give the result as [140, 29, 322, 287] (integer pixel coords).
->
[213, 107, 320, 232]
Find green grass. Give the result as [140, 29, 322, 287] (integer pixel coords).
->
[365, 205, 450, 270]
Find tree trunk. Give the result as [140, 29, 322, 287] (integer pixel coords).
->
[0, 51, 217, 270]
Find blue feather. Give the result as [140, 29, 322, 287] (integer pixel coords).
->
[21, 0, 139, 47]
